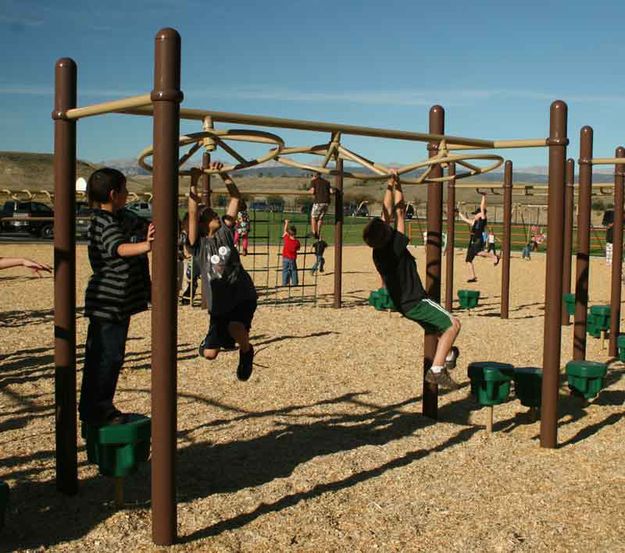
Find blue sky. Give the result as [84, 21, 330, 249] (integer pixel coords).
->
[2, 0, 625, 170]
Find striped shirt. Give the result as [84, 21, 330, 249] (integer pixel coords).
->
[84, 209, 149, 321]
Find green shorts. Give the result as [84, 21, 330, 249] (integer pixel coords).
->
[404, 298, 454, 334]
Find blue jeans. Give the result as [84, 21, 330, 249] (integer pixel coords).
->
[282, 258, 298, 286]
[311, 254, 325, 273]
[79, 317, 130, 425]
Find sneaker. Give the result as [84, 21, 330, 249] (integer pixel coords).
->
[425, 368, 460, 390]
[467, 277, 478, 283]
[445, 346, 460, 370]
[237, 346, 254, 381]
[494, 255, 500, 266]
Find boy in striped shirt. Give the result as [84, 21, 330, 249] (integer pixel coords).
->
[362, 171, 461, 389]
[79, 168, 154, 426]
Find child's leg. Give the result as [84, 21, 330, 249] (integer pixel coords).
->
[282, 259, 290, 286]
[226, 300, 257, 380]
[234, 230, 240, 248]
[79, 317, 130, 424]
[292, 259, 299, 285]
[242, 233, 249, 254]
[432, 317, 461, 368]
[319, 255, 325, 272]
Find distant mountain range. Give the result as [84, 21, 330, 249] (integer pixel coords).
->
[101, 158, 617, 184]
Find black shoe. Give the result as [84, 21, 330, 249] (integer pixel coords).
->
[237, 346, 254, 381]
[445, 346, 460, 370]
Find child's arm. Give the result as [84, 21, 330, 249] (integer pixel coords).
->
[479, 192, 487, 217]
[220, 165, 241, 224]
[392, 171, 406, 235]
[0, 257, 51, 274]
[457, 207, 472, 225]
[381, 175, 394, 223]
[283, 219, 289, 237]
[117, 223, 155, 257]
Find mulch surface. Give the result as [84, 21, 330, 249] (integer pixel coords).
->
[1, 243, 623, 552]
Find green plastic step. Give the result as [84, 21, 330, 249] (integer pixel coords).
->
[467, 362, 514, 406]
[618, 335, 625, 362]
[565, 360, 607, 400]
[589, 305, 610, 331]
[513, 367, 542, 408]
[458, 289, 480, 309]
[563, 293, 575, 316]
[81, 414, 151, 478]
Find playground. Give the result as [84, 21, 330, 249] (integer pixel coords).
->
[1, 242, 623, 551]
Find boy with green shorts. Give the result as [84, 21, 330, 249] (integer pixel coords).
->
[363, 171, 461, 388]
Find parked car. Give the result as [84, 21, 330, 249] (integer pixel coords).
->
[126, 201, 152, 220]
[76, 202, 92, 238]
[249, 200, 283, 212]
[1, 201, 54, 238]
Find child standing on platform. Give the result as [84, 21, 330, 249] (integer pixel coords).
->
[80, 168, 154, 426]
[363, 170, 461, 388]
[282, 219, 300, 286]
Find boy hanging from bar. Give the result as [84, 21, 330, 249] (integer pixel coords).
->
[188, 162, 257, 381]
[362, 170, 461, 388]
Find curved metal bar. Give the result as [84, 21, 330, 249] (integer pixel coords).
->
[137, 128, 284, 175]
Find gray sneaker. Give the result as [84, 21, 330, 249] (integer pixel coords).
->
[425, 368, 460, 389]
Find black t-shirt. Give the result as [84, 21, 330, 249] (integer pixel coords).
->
[313, 240, 327, 256]
[471, 216, 487, 240]
[372, 229, 426, 313]
[606, 226, 614, 244]
[311, 177, 331, 204]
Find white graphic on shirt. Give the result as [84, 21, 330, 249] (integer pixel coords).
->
[206, 245, 231, 280]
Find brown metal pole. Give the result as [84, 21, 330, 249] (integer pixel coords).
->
[609, 147, 625, 356]
[540, 100, 568, 450]
[423, 105, 444, 420]
[201, 151, 211, 206]
[151, 28, 182, 546]
[333, 157, 344, 308]
[573, 127, 593, 362]
[561, 159, 575, 325]
[52, 58, 78, 495]
[444, 163, 455, 312]
[200, 152, 210, 309]
[501, 160, 513, 319]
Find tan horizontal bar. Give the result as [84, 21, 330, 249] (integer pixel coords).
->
[208, 188, 311, 197]
[448, 139, 548, 150]
[65, 94, 152, 120]
[123, 105, 495, 148]
[590, 158, 625, 165]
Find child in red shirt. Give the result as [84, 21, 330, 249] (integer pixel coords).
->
[282, 219, 300, 286]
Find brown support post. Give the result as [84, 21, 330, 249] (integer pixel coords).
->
[540, 101, 568, 450]
[609, 147, 625, 357]
[333, 157, 344, 308]
[151, 28, 182, 546]
[444, 162, 455, 312]
[201, 151, 211, 206]
[501, 160, 513, 319]
[561, 159, 575, 325]
[573, 127, 593, 361]
[423, 105, 444, 420]
[52, 58, 78, 495]
[200, 152, 210, 309]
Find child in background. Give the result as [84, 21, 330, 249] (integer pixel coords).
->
[80, 168, 155, 426]
[187, 163, 257, 381]
[311, 238, 328, 275]
[282, 219, 300, 286]
[363, 170, 461, 388]
[487, 229, 497, 257]
[234, 200, 251, 256]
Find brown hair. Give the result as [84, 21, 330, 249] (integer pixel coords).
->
[362, 217, 390, 249]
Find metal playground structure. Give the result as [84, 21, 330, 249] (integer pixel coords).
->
[51, 28, 625, 546]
